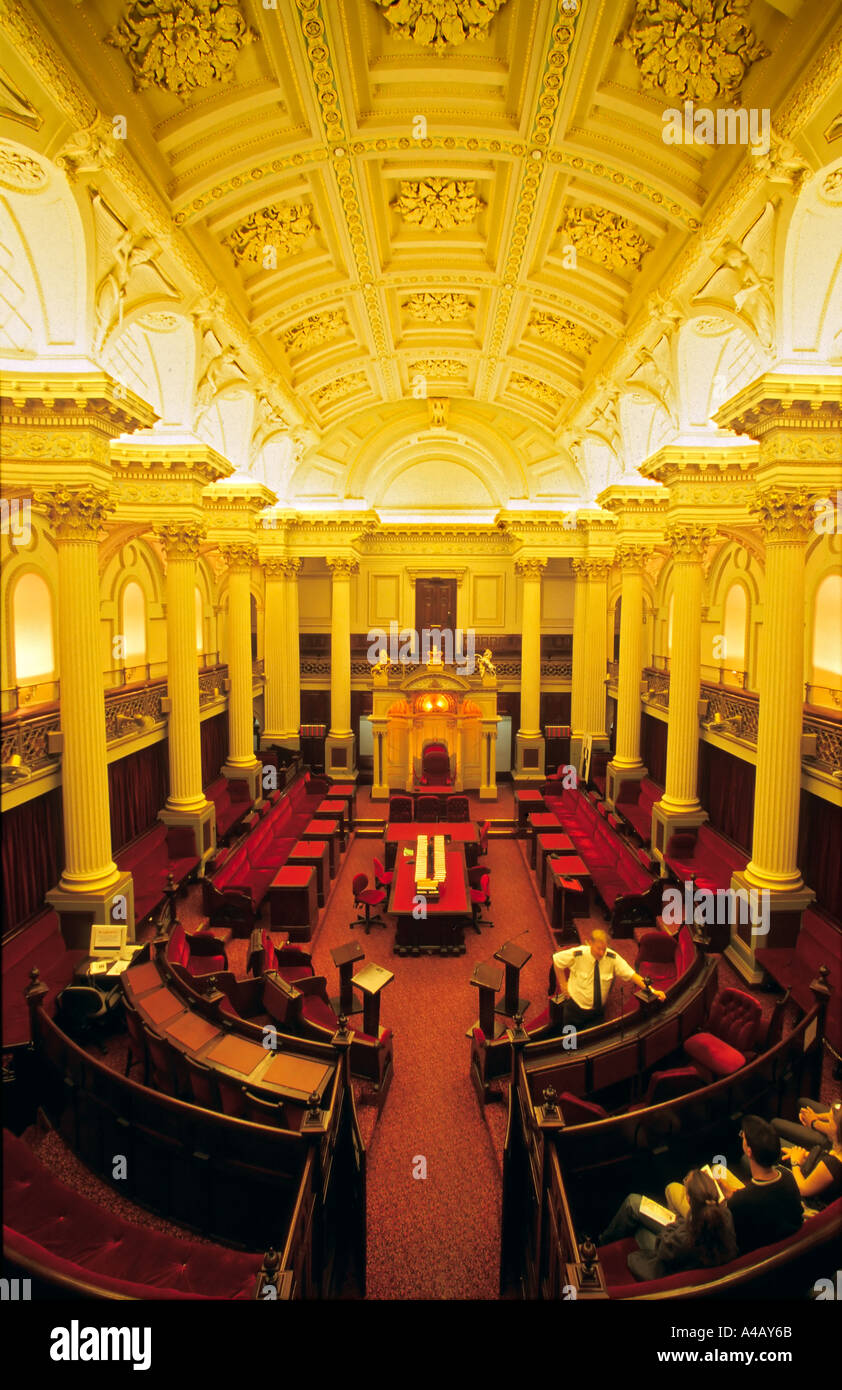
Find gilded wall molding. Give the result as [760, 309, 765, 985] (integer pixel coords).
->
[570, 558, 611, 580]
[614, 543, 650, 571]
[515, 557, 548, 580]
[326, 556, 360, 578]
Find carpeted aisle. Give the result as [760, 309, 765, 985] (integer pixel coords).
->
[308, 834, 555, 1300]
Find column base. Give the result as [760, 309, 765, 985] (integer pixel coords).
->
[479, 784, 498, 802]
[159, 802, 217, 871]
[650, 801, 708, 867]
[47, 871, 136, 951]
[606, 761, 646, 809]
[325, 733, 357, 781]
[725, 872, 815, 984]
[221, 760, 262, 804]
[514, 732, 545, 781]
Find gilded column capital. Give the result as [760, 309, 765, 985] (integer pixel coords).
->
[614, 543, 649, 572]
[220, 542, 258, 571]
[264, 556, 303, 579]
[515, 557, 548, 580]
[281, 557, 302, 578]
[665, 523, 716, 561]
[326, 556, 360, 578]
[749, 486, 815, 542]
[570, 557, 611, 580]
[42, 485, 112, 540]
[156, 521, 205, 559]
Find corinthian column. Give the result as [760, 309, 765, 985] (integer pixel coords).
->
[326, 556, 359, 779]
[283, 558, 302, 746]
[262, 558, 287, 746]
[569, 559, 588, 771]
[651, 524, 713, 859]
[514, 557, 547, 780]
[156, 522, 216, 862]
[607, 545, 648, 806]
[44, 486, 136, 937]
[221, 542, 261, 800]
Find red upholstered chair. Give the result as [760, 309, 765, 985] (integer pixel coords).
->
[468, 865, 492, 904]
[629, 1067, 703, 1112]
[446, 795, 470, 822]
[684, 987, 763, 1080]
[373, 855, 393, 892]
[182, 927, 228, 977]
[477, 820, 490, 856]
[470, 871, 493, 932]
[420, 741, 452, 787]
[351, 872, 386, 933]
[388, 795, 413, 823]
[415, 795, 440, 823]
[557, 1092, 609, 1125]
[635, 930, 679, 985]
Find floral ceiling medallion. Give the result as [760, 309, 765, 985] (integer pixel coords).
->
[529, 312, 596, 358]
[0, 140, 48, 191]
[109, 0, 256, 98]
[410, 358, 465, 378]
[620, 0, 769, 104]
[224, 203, 316, 266]
[393, 178, 485, 232]
[509, 373, 563, 409]
[558, 207, 651, 273]
[371, 0, 510, 51]
[312, 372, 368, 408]
[403, 291, 473, 321]
[283, 310, 348, 355]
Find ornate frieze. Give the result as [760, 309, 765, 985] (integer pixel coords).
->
[403, 292, 473, 321]
[108, 0, 256, 97]
[620, 0, 769, 104]
[749, 487, 815, 542]
[558, 207, 651, 272]
[528, 312, 597, 358]
[155, 521, 205, 559]
[219, 542, 258, 570]
[370, 0, 510, 49]
[224, 203, 316, 266]
[392, 178, 485, 231]
[42, 485, 112, 541]
[665, 522, 717, 560]
[282, 310, 347, 355]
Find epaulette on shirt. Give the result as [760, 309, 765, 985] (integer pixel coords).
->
[606, 949, 616, 959]
[573, 948, 582, 956]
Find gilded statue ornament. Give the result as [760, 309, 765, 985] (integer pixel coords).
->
[371, 0, 510, 50]
[283, 310, 347, 355]
[108, 0, 256, 98]
[528, 312, 596, 358]
[620, 0, 769, 104]
[392, 178, 485, 232]
[403, 292, 473, 322]
[558, 207, 650, 272]
[224, 204, 316, 266]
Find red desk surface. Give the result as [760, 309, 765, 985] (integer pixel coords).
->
[538, 833, 574, 852]
[142, 988, 186, 1026]
[289, 839, 328, 858]
[389, 849, 470, 915]
[166, 1012, 221, 1052]
[270, 864, 315, 888]
[385, 823, 478, 844]
[549, 855, 590, 878]
[316, 800, 345, 815]
[303, 819, 338, 836]
[330, 784, 354, 797]
[207, 1034, 265, 1076]
[529, 812, 561, 831]
[515, 790, 545, 803]
[124, 960, 162, 996]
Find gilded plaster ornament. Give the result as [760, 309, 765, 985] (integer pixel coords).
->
[403, 291, 473, 321]
[620, 0, 769, 104]
[224, 204, 316, 266]
[528, 312, 596, 357]
[558, 207, 650, 272]
[0, 141, 47, 190]
[371, 0, 510, 50]
[410, 358, 464, 378]
[312, 373, 368, 408]
[392, 178, 485, 231]
[282, 310, 347, 355]
[509, 373, 563, 409]
[108, 0, 256, 98]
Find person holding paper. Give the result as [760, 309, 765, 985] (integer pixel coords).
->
[552, 928, 666, 1030]
[598, 1170, 737, 1281]
[781, 1101, 842, 1210]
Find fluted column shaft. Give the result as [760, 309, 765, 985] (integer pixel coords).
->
[262, 560, 286, 741]
[614, 548, 647, 769]
[661, 526, 712, 812]
[327, 558, 357, 738]
[582, 562, 610, 736]
[284, 559, 302, 738]
[158, 524, 207, 811]
[745, 490, 814, 891]
[223, 544, 259, 767]
[517, 558, 546, 737]
[47, 488, 119, 892]
[570, 561, 588, 737]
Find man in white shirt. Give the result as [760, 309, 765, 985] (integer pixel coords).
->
[552, 929, 666, 1029]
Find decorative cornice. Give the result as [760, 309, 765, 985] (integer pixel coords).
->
[0, 372, 157, 436]
[110, 439, 233, 485]
[155, 521, 205, 559]
[219, 542, 258, 570]
[714, 375, 842, 440]
[42, 485, 112, 541]
[639, 444, 758, 486]
[749, 487, 815, 543]
[665, 522, 717, 560]
[515, 557, 548, 580]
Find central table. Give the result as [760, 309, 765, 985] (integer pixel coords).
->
[384, 821, 479, 870]
[387, 844, 472, 956]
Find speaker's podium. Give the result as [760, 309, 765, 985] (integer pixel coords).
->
[468, 961, 505, 1039]
[494, 940, 532, 1019]
[351, 961, 394, 1039]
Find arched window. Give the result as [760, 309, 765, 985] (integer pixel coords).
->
[722, 583, 748, 685]
[13, 572, 54, 682]
[195, 586, 204, 653]
[121, 581, 146, 666]
[812, 573, 842, 705]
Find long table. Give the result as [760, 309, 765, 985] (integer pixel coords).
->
[387, 844, 472, 956]
[384, 820, 479, 870]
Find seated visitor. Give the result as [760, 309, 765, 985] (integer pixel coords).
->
[772, 1097, 838, 1151]
[598, 1169, 737, 1281]
[781, 1100, 842, 1210]
[666, 1115, 802, 1254]
[552, 928, 666, 1030]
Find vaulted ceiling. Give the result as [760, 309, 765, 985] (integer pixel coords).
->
[3, 0, 842, 510]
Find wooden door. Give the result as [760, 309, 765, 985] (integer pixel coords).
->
[415, 578, 457, 632]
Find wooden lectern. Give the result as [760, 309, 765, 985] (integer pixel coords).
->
[351, 961, 395, 1038]
[330, 940, 364, 1015]
[494, 940, 532, 1018]
[468, 961, 505, 1039]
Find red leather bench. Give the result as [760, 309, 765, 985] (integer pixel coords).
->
[543, 788, 662, 933]
[663, 822, 748, 891]
[757, 906, 841, 1050]
[614, 777, 661, 843]
[116, 822, 199, 927]
[206, 776, 253, 842]
[3, 1130, 262, 1299]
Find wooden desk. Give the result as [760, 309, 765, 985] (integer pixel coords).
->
[314, 799, 347, 851]
[300, 818, 339, 875]
[286, 839, 329, 907]
[384, 821, 479, 871]
[528, 811, 562, 867]
[268, 864, 317, 940]
[547, 854, 592, 922]
[387, 845, 471, 956]
[536, 832, 574, 896]
[514, 789, 545, 834]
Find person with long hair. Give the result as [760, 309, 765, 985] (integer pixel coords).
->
[598, 1169, 738, 1281]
